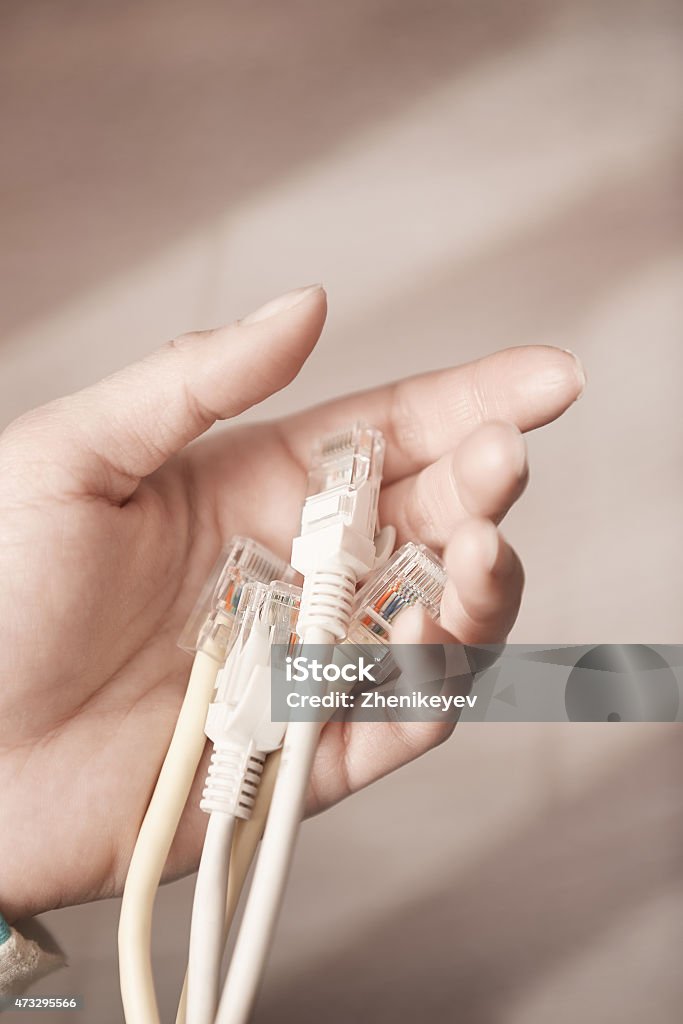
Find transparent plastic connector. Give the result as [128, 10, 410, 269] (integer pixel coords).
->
[202, 581, 302, 818]
[215, 580, 301, 706]
[300, 423, 385, 537]
[331, 542, 446, 686]
[178, 536, 296, 661]
[342, 543, 447, 681]
[292, 423, 387, 638]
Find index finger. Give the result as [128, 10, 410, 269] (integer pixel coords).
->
[280, 345, 585, 483]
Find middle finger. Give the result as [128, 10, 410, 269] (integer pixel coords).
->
[379, 420, 528, 550]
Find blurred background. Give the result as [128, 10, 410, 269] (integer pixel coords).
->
[1, 1, 682, 1021]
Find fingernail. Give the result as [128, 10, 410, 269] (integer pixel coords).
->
[563, 349, 587, 400]
[241, 284, 323, 325]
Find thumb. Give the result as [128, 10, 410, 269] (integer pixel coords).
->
[1, 285, 326, 502]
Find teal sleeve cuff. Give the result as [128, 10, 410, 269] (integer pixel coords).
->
[0, 913, 11, 945]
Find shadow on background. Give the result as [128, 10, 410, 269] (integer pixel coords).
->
[364, 146, 683, 361]
[256, 730, 683, 1023]
[0, 0, 638, 336]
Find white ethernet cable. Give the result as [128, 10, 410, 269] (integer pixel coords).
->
[187, 581, 300, 1024]
[215, 424, 387, 1024]
[118, 538, 294, 1024]
[174, 751, 283, 1024]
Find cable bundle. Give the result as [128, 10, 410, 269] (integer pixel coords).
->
[118, 424, 447, 1024]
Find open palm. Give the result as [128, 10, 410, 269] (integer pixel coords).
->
[0, 286, 584, 921]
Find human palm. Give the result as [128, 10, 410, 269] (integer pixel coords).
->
[0, 285, 584, 921]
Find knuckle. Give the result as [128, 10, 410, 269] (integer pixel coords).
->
[388, 381, 423, 460]
[406, 475, 439, 543]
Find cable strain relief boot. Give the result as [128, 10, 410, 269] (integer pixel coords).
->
[200, 744, 266, 820]
[296, 564, 356, 640]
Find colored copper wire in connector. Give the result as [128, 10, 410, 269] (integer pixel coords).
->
[350, 542, 447, 645]
[214, 540, 294, 613]
[178, 536, 296, 661]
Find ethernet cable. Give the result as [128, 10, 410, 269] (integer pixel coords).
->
[177, 546, 446, 1024]
[118, 538, 294, 1024]
[187, 581, 300, 1024]
[215, 424, 386, 1024]
[174, 751, 282, 1024]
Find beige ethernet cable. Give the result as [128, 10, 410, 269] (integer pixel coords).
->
[119, 649, 221, 1024]
[118, 539, 295, 1024]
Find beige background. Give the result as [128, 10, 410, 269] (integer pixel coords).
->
[1, 2, 682, 1021]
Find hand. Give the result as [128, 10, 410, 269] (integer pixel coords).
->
[0, 285, 584, 919]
